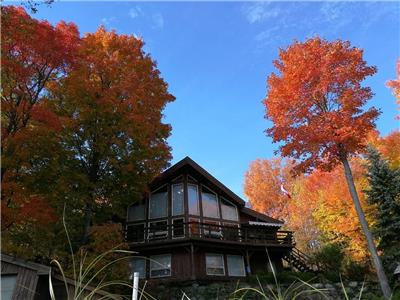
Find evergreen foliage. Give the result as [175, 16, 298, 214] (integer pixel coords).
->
[365, 146, 400, 278]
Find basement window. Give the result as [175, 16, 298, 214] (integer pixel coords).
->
[206, 253, 225, 276]
[227, 255, 245, 277]
[150, 254, 171, 278]
[130, 258, 146, 279]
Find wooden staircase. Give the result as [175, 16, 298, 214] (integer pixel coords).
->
[283, 247, 321, 273]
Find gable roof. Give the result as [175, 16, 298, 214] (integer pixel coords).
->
[150, 157, 284, 226]
[151, 156, 246, 206]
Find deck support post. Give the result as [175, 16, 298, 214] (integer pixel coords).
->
[190, 243, 195, 280]
[245, 250, 251, 276]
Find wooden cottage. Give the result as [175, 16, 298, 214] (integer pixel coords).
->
[126, 157, 313, 282]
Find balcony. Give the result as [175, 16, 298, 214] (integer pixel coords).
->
[126, 221, 295, 247]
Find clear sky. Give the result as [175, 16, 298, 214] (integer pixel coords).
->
[20, 1, 400, 199]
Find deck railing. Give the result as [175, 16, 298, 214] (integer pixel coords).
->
[126, 221, 294, 247]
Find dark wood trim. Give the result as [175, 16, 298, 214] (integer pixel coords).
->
[190, 244, 195, 280]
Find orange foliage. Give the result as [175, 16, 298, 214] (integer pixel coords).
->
[244, 157, 375, 260]
[368, 130, 400, 169]
[264, 37, 379, 173]
[244, 158, 294, 220]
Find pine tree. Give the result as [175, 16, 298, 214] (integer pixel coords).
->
[365, 146, 400, 279]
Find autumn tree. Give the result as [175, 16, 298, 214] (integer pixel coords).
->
[244, 158, 320, 254]
[49, 27, 175, 244]
[263, 37, 391, 297]
[244, 158, 294, 219]
[308, 159, 372, 261]
[1, 6, 79, 237]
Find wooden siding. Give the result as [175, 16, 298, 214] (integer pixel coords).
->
[1, 261, 39, 300]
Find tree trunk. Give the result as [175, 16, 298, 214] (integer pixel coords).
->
[341, 156, 392, 298]
[81, 202, 93, 245]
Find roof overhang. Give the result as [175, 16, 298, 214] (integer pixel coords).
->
[248, 221, 283, 227]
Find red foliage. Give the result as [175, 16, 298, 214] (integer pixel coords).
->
[1, 6, 79, 141]
[264, 37, 379, 173]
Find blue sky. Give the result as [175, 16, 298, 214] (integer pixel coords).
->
[23, 1, 400, 199]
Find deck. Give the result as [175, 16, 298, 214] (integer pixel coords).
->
[126, 221, 295, 248]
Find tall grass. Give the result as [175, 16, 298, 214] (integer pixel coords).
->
[48, 207, 156, 300]
[228, 248, 329, 300]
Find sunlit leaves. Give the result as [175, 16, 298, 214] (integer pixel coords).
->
[264, 37, 379, 173]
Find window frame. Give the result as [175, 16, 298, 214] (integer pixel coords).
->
[148, 185, 168, 219]
[220, 197, 239, 221]
[205, 253, 225, 276]
[172, 183, 184, 216]
[127, 202, 146, 222]
[149, 254, 172, 278]
[130, 257, 147, 279]
[188, 183, 200, 216]
[201, 186, 220, 219]
[226, 254, 246, 277]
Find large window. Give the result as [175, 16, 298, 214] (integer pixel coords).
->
[205, 253, 225, 276]
[227, 255, 245, 277]
[188, 184, 199, 215]
[150, 254, 171, 278]
[130, 258, 146, 279]
[221, 198, 238, 221]
[172, 184, 184, 216]
[149, 186, 168, 219]
[202, 187, 220, 218]
[127, 203, 145, 222]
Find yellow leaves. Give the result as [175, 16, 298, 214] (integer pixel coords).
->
[244, 156, 378, 260]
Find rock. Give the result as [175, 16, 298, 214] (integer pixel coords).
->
[349, 281, 358, 288]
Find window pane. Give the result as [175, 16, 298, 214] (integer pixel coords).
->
[202, 188, 219, 218]
[130, 258, 146, 279]
[149, 188, 167, 219]
[1, 275, 17, 300]
[128, 203, 145, 221]
[227, 255, 245, 276]
[188, 184, 199, 215]
[206, 254, 224, 276]
[221, 198, 238, 221]
[150, 254, 171, 278]
[172, 184, 184, 216]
